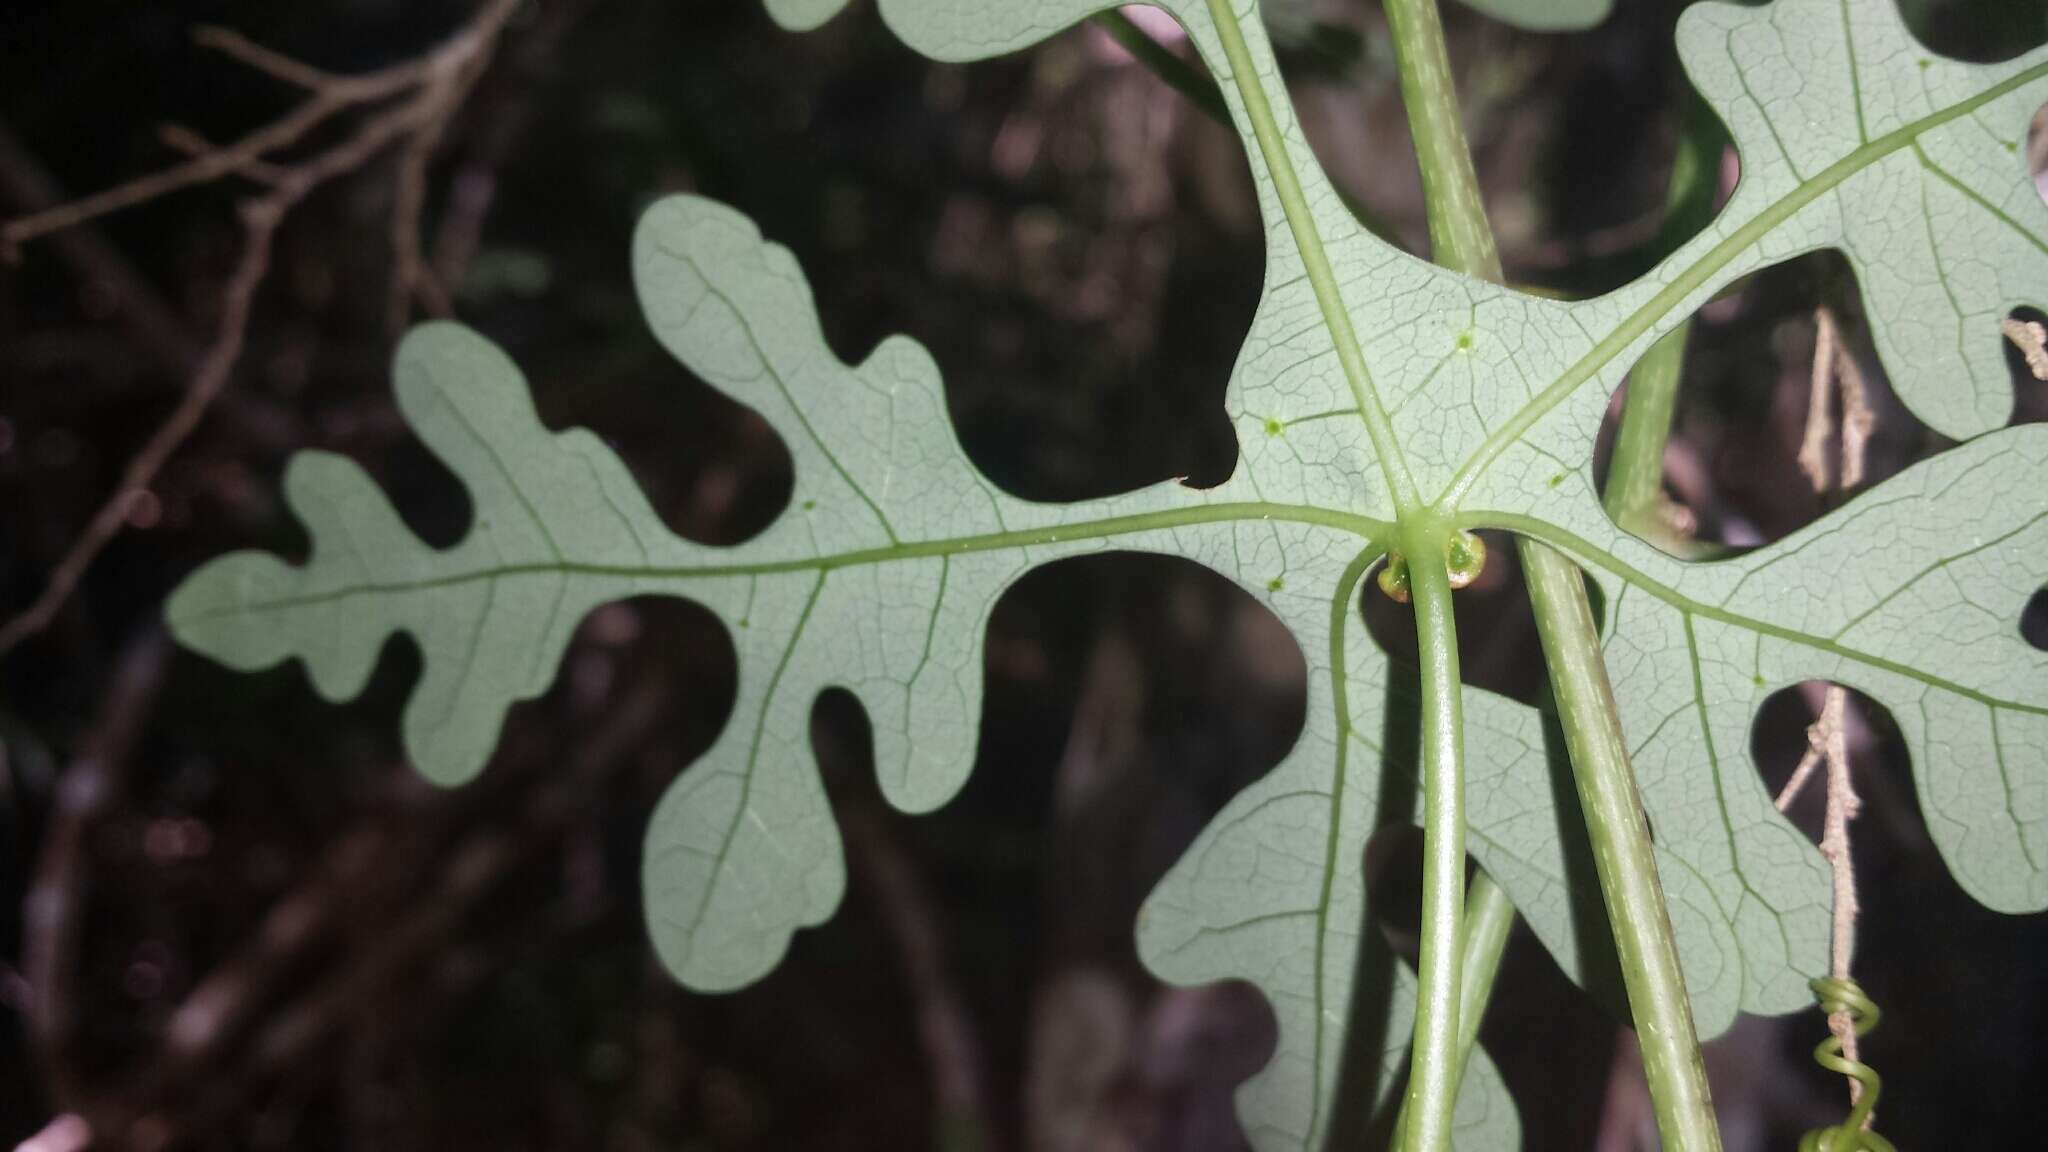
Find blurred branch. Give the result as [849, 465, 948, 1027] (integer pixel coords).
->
[0, 124, 202, 375]
[73, 673, 667, 1149]
[387, 56, 481, 331]
[840, 800, 999, 1152]
[248, 677, 664, 1073]
[21, 629, 172, 1113]
[0, 0, 524, 658]
[432, 0, 595, 292]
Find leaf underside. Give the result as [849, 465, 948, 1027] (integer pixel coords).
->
[168, 2, 2048, 1149]
[1452, 0, 1610, 34]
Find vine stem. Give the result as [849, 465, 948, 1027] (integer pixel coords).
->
[1522, 546, 1722, 1152]
[1604, 96, 1724, 552]
[1398, 519, 1468, 1152]
[1380, 1, 1723, 1149]
[1601, 323, 1687, 537]
[1388, 870, 1515, 1149]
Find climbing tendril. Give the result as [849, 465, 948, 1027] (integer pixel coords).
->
[1799, 977, 1894, 1152]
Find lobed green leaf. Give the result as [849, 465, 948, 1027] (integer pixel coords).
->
[167, 2, 2048, 1149]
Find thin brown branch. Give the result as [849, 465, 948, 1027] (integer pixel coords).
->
[0, 0, 524, 656]
[1773, 741, 1823, 813]
[191, 25, 350, 91]
[429, 0, 598, 292]
[157, 124, 289, 188]
[0, 2, 519, 251]
[1797, 307, 1840, 492]
[1834, 344, 1873, 490]
[0, 200, 279, 656]
[1812, 688, 1865, 1107]
[388, 53, 488, 330]
[0, 122, 202, 375]
[6, 92, 365, 254]
[1783, 311, 1874, 1120]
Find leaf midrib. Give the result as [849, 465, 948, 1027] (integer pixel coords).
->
[1202, 0, 1418, 516]
[167, 500, 1393, 626]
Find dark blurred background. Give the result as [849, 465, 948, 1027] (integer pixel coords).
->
[3, 1, 2047, 1149]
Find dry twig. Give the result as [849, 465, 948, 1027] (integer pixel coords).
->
[0, 124, 202, 375]
[2003, 315, 2048, 382]
[0, 0, 523, 656]
[1777, 311, 1875, 1118]
[1796, 308, 1875, 492]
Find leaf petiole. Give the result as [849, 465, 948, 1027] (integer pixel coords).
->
[1396, 516, 1470, 1152]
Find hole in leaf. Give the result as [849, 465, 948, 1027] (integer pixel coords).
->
[2023, 587, 2048, 652]
[2030, 102, 2048, 213]
[808, 14, 1257, 502]
[1747, 680, 1903, 849]
[873, 551, 1297, 1127]
[538, 356, 795, 547]
[351, 432, 475, 554]
[1739, 673, 2048, 1149]
[1899, 0, 2048, 64]
[2006, 305, 2048, 425]
[1533, 68, 1735, 296]
[1278, 2, 1734, 295]
[1596, 251, 1948, 557]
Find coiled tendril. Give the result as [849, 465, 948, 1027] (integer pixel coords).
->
[1798, 976, 1894, 1152]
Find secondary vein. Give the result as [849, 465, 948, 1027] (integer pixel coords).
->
[1466, 512, 2048, 719]
[1438, 54, 2048, 511]
[1201, 0, 1419, 516]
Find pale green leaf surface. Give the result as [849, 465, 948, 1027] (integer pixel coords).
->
[1452, 0, 1610, 34]
[166, 1, 2048, 1149]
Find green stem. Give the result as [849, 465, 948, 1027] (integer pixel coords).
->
[1373, 6, 1494, 1150]
[1602, 321, 1688, 538]
[1380, 0, 1499, 280]
[1379, 3, 1723, 1150]
[1399, 520, 1468, 1152]
[1388, 868, 1516, 1148]
[1602, 97, 1725, 551]
[1450, 870, 1514, 1079]
[1521, 545, 1722, 1152]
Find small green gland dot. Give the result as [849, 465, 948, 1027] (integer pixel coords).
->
[1268, 576, 1285, 592]
[1753, 675, 1766, 687]
[1548, 473, 1565, 488]
[1265, 417, 1284, 437]
[739, 619, 751, 629]
[1455, 332, 1473, 351]
[1918, 59, 1931, 70]
[802, 499, 817, 511]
